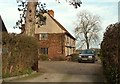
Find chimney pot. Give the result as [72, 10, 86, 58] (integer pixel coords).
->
[48, 10, 54, 17]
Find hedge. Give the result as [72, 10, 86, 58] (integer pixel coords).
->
[101, 22, 120, 84]
[2, 32, 39, 78]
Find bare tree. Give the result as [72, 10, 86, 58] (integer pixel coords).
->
[15, 0, 82, 36]
[75, 10, 101, 49]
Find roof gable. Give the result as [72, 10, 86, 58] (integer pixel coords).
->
[49, 14, 75, 40]
[35, 13, 65, 34]
[0, 16, 8, 32]
[35, 13, 75, 40]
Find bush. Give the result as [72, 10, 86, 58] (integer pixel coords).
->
[38, 55, 49, 61]
[2, 32, 39, 78]
[71, 53, 79, 62]
[100, 22, 120, 84]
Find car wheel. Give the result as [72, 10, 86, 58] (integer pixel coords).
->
[92, 60, 95, 63]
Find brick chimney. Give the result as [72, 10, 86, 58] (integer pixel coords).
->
[48, 10, 54, 17]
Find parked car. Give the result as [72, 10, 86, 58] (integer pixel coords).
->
[78, 49, 95, 63]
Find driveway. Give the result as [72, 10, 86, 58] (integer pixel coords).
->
[9, 59, 106, 83]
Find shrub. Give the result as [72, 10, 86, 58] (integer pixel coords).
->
[71, 53, 79, 62]
[38, 55, 49, 61]
[2, 32, 39, 78]
[100, 22, 120, 84]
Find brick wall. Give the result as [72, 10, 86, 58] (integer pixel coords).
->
[35, 33, 65, 60]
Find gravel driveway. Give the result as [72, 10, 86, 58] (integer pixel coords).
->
[9, 59, 106, 83]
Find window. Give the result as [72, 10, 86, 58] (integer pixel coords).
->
[39, 33, 48, 40]
[40, 48, 48, 55]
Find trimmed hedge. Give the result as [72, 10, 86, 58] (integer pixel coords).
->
[2, 32, 39, 78]
[101, 22, 120, 84]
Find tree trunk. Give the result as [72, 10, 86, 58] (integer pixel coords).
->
[24, 0, 38, 72]
[24, 0, 38, 36]
[85, 34, 89, 49]
[86, 40, 89, 49]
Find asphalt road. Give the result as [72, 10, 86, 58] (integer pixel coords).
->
[9, 59, 106, 83]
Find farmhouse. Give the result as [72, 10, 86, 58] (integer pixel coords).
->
[35, 10, 76, 60]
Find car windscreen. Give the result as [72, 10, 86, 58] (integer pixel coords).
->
[81, 50, 94, 54]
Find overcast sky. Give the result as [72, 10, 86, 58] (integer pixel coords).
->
[0, 0, 119, 47]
